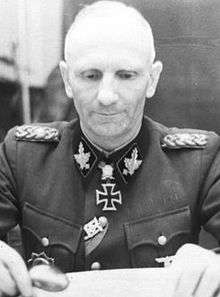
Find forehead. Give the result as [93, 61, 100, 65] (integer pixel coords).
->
[65, 12, 153, 68]
[70, 45, 148, 72]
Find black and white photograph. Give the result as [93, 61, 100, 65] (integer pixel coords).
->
[0, 0, 220, 296]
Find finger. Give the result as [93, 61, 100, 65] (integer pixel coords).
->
[29, 264, 69, 291]
[193, 265, 220, 297]
[172, 265, 207, 297]
[0, 241, 33, 297]
[0, 262, 18, 296]
[174, 244, 216, 266]
[170, 244, 216, 297]
[213, 287, 220, 297]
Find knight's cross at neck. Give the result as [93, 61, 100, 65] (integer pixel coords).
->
[73, 137, 143, 211]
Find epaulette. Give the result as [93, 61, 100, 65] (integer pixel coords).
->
[161, 132, 208, 149]
[15, 125, 60, 143]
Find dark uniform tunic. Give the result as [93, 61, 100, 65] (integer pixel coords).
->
[0, 116, 220, 272]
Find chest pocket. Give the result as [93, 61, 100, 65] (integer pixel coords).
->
[124, 206, 192, 268]
[21, 202, 83, 272]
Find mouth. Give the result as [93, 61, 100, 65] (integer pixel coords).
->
[96, 112, 119, 116]
[94, 112, 121, 123]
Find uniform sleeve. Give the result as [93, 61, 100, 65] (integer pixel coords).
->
[0, 128, 20, 239]
[199, 137, 220, 244]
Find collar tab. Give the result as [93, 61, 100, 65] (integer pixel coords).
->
[117, 143, 143, 184]
[73, 137, 97, 177]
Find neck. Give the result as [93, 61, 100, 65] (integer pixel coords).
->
[81, 119, 142, 153]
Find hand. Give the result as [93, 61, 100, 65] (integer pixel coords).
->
[0, 240, 33, 297]
[170, 243, 220, 297]
[30, 264, 69, 292]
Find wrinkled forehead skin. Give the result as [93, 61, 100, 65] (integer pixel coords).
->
[64, 1, 155, 66]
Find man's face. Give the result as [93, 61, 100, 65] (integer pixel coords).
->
[61, 17, 162, 145]
[66, 44, 151, 139]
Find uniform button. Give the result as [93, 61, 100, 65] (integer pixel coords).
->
[158, 235, 167, 246]
[91, 262, 101, 270]
[41, 237, 49, 247]
[98, 216, 108, 228]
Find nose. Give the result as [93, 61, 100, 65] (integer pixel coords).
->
[97, 74, 118, 106]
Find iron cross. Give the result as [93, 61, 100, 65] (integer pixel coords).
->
[96, 182, 122, 211]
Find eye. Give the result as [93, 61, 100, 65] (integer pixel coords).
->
[116, 70, 138, 80]
[80, 69, 102, 81]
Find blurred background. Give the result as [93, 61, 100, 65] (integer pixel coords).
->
[0, 0, 219, 252]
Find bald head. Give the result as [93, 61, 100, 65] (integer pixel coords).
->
[60, 1, 163, 150]
[64, 1, 155, 65]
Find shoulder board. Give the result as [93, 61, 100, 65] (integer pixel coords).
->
[15, 125, 60, 143]
[161, 132, 208, 149]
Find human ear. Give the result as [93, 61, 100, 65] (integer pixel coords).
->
[145, 61, 163, 98]
[59, 61, 74, 98]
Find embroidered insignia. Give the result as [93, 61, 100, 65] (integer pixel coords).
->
[73, 138, 97, 177]
[74, 142, 91, 170]
[28, 252, 55, 267]
[15, 125, 60, 142]
[117, 144, 143, 184]
[155, 255, 175, 267]
[96, 183, 122, 211]
[123, 147, 142, 176]
[162, 133, 208, 149]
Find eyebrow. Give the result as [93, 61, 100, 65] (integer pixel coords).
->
[73, 62, 145, 73]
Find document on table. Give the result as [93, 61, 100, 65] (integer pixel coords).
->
[33, 268, 175, 297]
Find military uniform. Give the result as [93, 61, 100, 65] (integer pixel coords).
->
[0, 116, 220, 272]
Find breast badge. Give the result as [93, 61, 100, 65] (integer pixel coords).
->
[28, 251, 55, 267]
[84, 216, 108, 256]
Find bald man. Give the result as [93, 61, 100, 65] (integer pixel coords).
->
[0, 1, 220, 296]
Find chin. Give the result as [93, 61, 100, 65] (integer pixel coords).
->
[93, 125, 126, 138]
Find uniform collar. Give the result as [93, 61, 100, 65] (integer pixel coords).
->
[73, 118, 149, 184]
